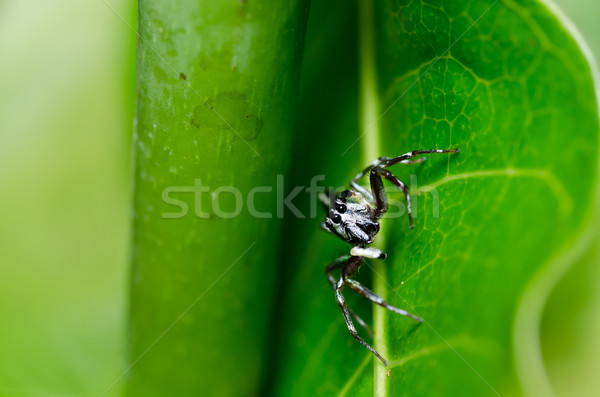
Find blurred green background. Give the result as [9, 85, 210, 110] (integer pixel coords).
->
[0, 1, 597, 396]
[0, 1, 135, 395]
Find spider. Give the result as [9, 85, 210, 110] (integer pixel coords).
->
[320, 148, 459, 365]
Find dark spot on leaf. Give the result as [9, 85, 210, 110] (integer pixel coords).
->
[238, 114, 263, 141]
[179, 72, 187, 80]
[190, 103, 214, 128]
[189, 92, 262, 141]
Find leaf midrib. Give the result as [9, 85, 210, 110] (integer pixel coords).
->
[357, 0, 387, 395]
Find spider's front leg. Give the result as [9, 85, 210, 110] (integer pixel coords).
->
[350, 151, 427, 200]
[353, 148, 459, 228]
[352, 149, 459, 183]
[370, 166, 414, 228]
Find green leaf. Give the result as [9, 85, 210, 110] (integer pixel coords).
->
[128, 1, 309, 396]
[540, 3, 600, 396]
[541, 235, 600, 397]
[273, 1, 599, 396]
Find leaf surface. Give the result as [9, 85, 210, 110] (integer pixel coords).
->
[273, 1, 599, 396]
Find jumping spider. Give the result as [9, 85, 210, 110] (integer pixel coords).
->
[320, 148, 459, 365]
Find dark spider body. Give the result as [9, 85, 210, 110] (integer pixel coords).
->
[323, 192, 380, 245]
[320, 148, 459, 366]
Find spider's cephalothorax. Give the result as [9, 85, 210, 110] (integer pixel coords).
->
[322, 190, 380, 245]
[320, 148, 459, 366]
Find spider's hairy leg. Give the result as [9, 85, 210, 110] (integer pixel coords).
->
[326, 255, 373, 338]
[352, 148, 459, 184]
[348, 308, 373, 339]
[349, 181, 374, 203]
[399, 156, 427, 165]
[333, 257, 388, 365]
[371, 148, 459, 228]
[350, 158, 388, 202]
[368, 167, 389, 220]
[350, 148, 458, 208]
[380, 148, 460, 168]
[325, 255, 350, 288]
[336, 281, 387, 364]
[345, 278, 422, 323]
[371, 166, 414, 228]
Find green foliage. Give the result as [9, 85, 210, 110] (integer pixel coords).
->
[542, 3, 600, 397]
[1, 0, 597, 397]
[272, 1, 599, 396]
[541, 236, 600, 397]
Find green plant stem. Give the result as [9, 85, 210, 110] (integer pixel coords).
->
[128, 1, 309, 396]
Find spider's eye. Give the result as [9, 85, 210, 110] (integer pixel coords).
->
[329, 210, 342, 224]
[335, 203, 347, 213]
